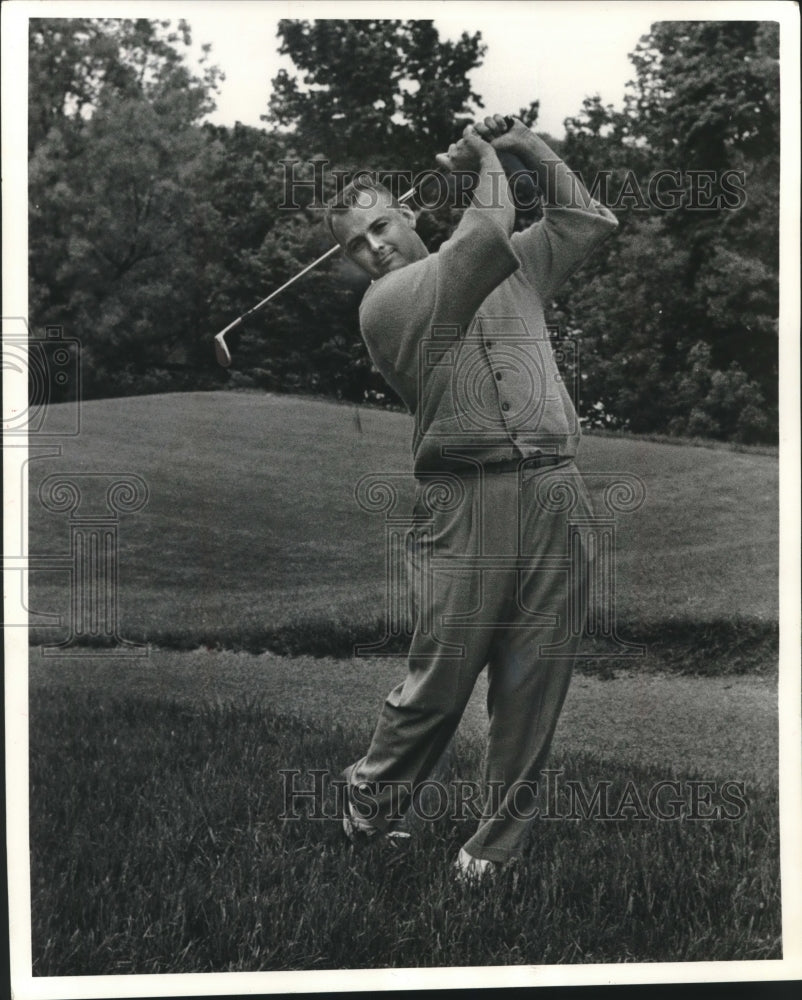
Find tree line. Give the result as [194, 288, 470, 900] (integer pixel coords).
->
[28, 18, 779, 442]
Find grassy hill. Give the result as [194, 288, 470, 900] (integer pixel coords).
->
[27, 391, 779, 670]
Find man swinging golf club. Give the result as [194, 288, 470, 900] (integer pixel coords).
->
[326, 114, 618, 879]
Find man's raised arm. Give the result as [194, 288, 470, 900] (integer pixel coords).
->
[472, 115, 618, 301]
[426, 127, 521, 329]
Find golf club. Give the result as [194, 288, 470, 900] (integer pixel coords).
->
[213, 187, 417, 368]
[213, 127, 532, 367]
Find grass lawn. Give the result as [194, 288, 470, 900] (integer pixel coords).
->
[27, 391, 778, 670]
[28, 649, 779, 785]
[29, 687, 781, 974]
[22, 390, 783, 976]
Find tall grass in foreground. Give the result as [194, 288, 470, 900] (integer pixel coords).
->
[30, 689, 781, 974]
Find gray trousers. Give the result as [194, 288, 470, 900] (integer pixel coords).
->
[349, 460, 594, 863]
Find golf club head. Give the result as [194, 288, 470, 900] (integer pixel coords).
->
[214, 332, 232, 368]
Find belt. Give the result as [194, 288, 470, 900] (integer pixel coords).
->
[415, 455, 568, 481]
[485, 455, 566, 475]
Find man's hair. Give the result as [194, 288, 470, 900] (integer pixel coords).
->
[324, 174, 399, 244]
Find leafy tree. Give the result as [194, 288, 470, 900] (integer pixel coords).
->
[620, 20, 779, 401]
[626, 21, 779, 169]
[28, 18, 220, 154]
[29, 18, 225, 396]
[559, 20, 778, 441]
[30, 93, 220, 392]
[263, 19, 486, 171]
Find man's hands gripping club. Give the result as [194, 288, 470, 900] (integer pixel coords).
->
[435, 116, 517, 235]
[434, 114, 516, 171]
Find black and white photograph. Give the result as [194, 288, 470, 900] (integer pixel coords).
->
[3, 0, 801, 996]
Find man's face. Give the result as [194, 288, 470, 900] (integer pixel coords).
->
[331, 190, 427, 279]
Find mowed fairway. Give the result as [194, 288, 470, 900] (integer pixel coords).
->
[28, 391, 778, 661]
[24, 391, 783, 974]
